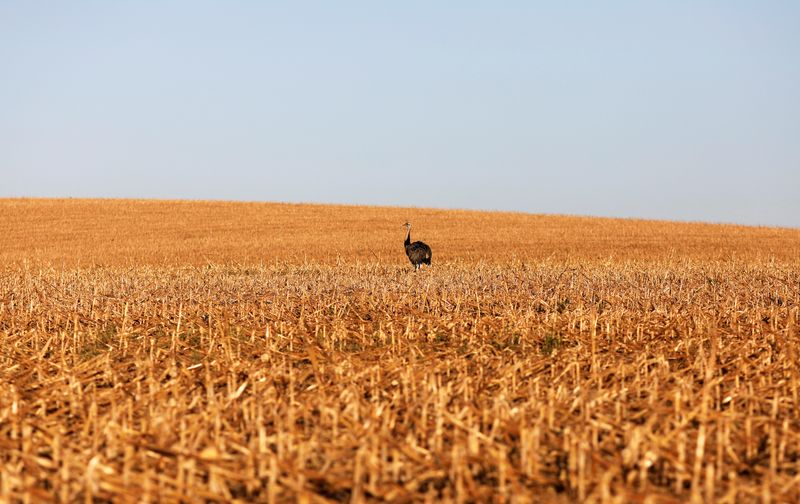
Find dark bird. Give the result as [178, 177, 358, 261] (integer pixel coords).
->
[403, 222, 432, 271]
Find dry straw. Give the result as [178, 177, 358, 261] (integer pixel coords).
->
[1, 199, 799, 502]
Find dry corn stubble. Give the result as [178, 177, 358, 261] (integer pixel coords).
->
[1, 198, 800, 503]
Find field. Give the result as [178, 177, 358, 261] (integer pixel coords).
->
[1, 198, 799, 503]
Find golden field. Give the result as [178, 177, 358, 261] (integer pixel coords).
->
[1, 198, 799, 503]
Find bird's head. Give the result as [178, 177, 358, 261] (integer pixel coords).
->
[403, 222, 411, 228]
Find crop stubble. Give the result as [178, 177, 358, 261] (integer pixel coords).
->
[1, 199, 799, 502]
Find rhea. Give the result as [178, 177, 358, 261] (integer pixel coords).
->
[403, 222, 432, 270]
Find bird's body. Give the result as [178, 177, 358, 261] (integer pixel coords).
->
[403, 223, 432, 270]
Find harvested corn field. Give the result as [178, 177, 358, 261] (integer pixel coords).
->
[1, 199, 800, 502]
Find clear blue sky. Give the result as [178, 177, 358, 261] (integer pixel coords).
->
[2, 2, 798, 227]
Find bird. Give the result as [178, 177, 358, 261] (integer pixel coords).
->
[403, 222, 432, 271]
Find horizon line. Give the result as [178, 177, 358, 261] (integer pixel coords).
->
[3, 195, 798, 232]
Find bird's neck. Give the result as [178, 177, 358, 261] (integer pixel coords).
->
[405, 227, 411, 245]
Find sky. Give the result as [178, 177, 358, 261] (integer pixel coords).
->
[1, 2, 798, 228]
